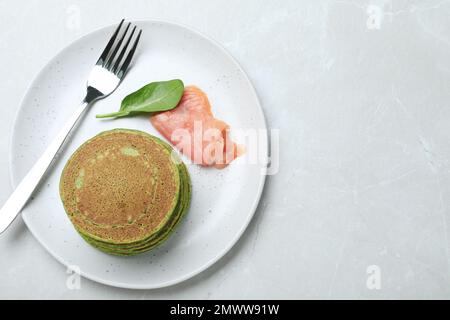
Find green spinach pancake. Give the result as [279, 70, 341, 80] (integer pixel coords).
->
[59, 129, 191, 256]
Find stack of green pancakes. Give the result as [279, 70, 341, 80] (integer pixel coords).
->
[59, 129, 191, 256]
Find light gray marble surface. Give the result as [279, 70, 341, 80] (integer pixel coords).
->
[1, 0, 450, 299]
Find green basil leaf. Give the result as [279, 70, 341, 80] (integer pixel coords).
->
[96, 79, 184, 118]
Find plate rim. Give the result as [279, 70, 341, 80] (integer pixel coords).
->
[8, 18, 268, 289]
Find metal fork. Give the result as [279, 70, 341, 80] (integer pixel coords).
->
[0, 20, 142, 233]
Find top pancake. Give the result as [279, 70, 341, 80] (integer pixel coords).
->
[59, 129, 181, 244]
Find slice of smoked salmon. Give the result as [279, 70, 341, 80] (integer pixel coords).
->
[150, 86, 242, 168]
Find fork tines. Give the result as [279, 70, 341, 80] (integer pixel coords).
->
[97, 19, 142, 78]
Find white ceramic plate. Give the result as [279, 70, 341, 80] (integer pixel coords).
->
[9, 20, 267, 289]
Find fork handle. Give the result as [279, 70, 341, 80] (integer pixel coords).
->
[0, 97, 92, 234]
